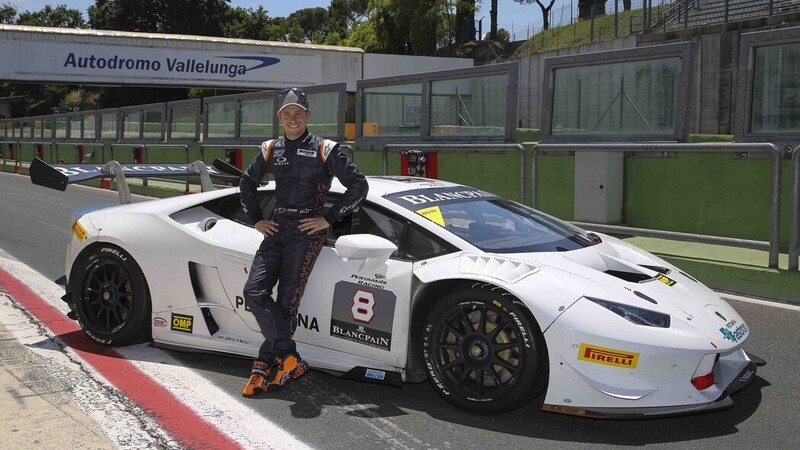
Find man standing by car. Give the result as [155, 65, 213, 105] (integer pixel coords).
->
[239, 87, 368, 397]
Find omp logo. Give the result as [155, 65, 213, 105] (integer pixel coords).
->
[578, 343, 640, 369]
[171, 313, 193, 333]
[72, 220, 87, 242]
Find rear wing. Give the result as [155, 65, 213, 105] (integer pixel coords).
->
[30, 158, 244, 204]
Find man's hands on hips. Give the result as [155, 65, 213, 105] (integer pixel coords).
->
[255, 217, 330, 236]
[254, 219, 279, 236]
[299, 216, 330, 234]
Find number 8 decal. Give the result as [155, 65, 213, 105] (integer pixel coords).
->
[352, 290, 375, 323]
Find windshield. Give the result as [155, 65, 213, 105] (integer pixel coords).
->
[385, 186, 600, 253]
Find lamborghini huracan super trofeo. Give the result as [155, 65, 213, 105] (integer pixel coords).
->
[29, 158, 760, 417]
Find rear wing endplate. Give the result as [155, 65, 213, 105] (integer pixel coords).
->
[30, 158, 242, 204]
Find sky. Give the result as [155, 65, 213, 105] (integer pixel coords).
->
[4, 0, 589, 42]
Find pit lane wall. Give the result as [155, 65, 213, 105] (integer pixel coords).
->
[4, 135, 800, 303]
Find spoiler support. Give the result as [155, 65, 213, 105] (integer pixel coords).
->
[30, 158, 240, 204]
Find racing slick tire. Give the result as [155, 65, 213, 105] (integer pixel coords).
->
[421, 285, 547, 414]
[69, 244, 152, 346]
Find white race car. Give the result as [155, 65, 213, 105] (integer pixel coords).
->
[30, 158, 761, 418]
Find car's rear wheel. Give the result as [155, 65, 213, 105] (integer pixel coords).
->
[422, 285, 547, 414]
[69, 244, 151, 346]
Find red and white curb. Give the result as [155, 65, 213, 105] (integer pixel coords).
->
[0, 253, 311, 450]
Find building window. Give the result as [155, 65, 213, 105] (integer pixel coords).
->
[430, 74, 507, 137]
[362, 82, 423, 137]
[750, 42, 800, 133]
[206, 101, 236, 139]
[240, 98, 272, 139]
[550, 57, 680, 137]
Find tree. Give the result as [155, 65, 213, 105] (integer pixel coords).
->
[578, 0, 607, 20]
[624, 0, 632, 11]
[288, 7, 328, 43]
[455, 0, 477, 44]
[88, 0, 162, 32]
[1, 3, 17, 24]
[327, 0, 369, 36]
[162, 0, 229, 37]
[513, 1, 556, 31]
[357, 0, 449, 55]
[346, 17, 382, 52]
[490, 0, 497, 40]
[223, 6, 273, 41]
[16, 4, 86, 28]
[89, 0, 230, 35]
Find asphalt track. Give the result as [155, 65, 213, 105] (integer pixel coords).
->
[1, 170, 799, 449]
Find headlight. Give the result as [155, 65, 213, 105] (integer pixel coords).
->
[586, 297, 671, 328]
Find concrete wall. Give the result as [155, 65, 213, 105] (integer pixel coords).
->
[517, 35, 639, 130]
[362, 54, 473, 81]
[516, 21, 794, 136]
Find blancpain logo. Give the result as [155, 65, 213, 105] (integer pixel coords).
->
[63, 53, 280, 79]
[331, 324, 390, 349]
[397, 190, 494, 205]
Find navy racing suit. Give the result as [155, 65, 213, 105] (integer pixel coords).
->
[240, 130, 368, 362]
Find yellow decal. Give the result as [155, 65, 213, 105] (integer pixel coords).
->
[656, 274, 676, 286]
[578, 343, 639, 369]
[171, 313, 194, 333]
[72, 220, 87, 242]
[416, 206, 445, 226]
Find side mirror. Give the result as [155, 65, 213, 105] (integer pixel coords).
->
[335, 234, 397, 261]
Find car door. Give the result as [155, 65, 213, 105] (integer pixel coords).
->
[294, 202, 415, 369]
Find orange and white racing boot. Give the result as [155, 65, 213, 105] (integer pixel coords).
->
[268, 353, 309, 391]
[242, 359, 275, 397]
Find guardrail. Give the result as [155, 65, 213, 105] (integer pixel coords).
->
[108, 143, 191, 190]
[200, 142, 355, 162]
[382, 143, 526, 203]
[790, 145, 800, 270]
[531, 143, 784, 268]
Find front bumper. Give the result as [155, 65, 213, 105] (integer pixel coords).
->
[543, 359, 758, 419]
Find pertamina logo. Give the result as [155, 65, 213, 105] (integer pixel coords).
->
[171, 313, 193, 333]
[578, 343, 640, 369]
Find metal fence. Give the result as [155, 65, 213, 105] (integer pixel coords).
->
[531, 142, 785, 268]
[790, 145, 800, 270]
[523, 0, 800, 45]
[382, 143, 526, 203]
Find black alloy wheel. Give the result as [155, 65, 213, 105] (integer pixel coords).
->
[70, 244, 151, 346]
[422, 286, 547, 414]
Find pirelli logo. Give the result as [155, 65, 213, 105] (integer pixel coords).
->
[171, 313, 193, 333]
[72, 220, 87, 242]
[578, 343, 639, 369]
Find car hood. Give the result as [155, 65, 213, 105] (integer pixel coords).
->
[416, 232, 747, 349]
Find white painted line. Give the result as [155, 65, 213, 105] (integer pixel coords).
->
[0, 253, 312, 450]
[717, 291, 800, 311]
[0, 293, 168, 449]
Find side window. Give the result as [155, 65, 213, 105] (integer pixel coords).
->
[200, 191, 274, 225]
[323, 197, 457, 261]
[353, 206, 404, 248]
[355, 204, 456, 261]
[405, 225, 453, 261]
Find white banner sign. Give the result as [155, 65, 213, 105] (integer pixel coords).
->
[0, 39, 321, 88]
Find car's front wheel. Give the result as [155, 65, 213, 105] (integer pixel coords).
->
[422, 285, 547, 414]
[69, 244, 151, 346]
